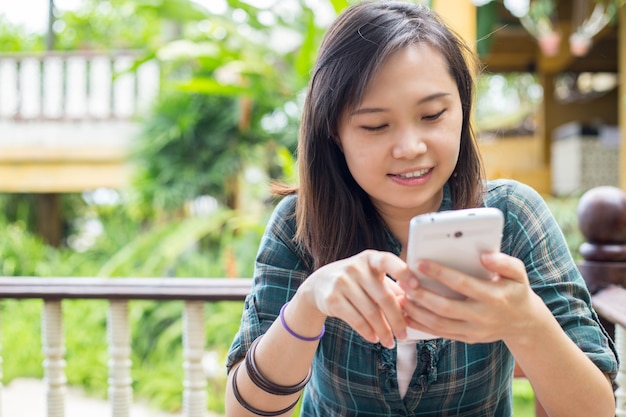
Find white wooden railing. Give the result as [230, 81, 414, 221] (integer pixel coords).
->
[0, 50, 159, 193]
[0, 276, 623, 417]
[0, 277, 252, 417]
[0, 50, 159, 121]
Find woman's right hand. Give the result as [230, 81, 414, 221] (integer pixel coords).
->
[294, 249, 418, 348]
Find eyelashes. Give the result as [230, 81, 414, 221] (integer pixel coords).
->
[361, 124, 388, 132]
[422, 109, 446, 121]
[359, 109, 447, 131]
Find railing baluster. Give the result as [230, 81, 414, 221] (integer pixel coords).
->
[183, 301, 206, 417]
[42, 300, 66, 417]
[0, 58, 18, 118]
[616, 325, 626, 416]
[19, 58, 41, 119]
[0, 303, 3, 417]
[42, 56, 64, 119]
[108, 300, 132, 417]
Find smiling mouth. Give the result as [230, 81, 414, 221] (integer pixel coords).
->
[393, 168, 431, 179]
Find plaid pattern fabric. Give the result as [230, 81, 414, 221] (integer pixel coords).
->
[226, 179, 618, 416]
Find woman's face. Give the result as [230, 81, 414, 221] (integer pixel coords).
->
[338, 43, 463, 222]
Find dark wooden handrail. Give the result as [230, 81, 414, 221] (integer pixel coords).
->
[590, 285, 626, 329]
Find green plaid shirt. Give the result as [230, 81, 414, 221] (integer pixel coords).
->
[227, 179, 618, 416]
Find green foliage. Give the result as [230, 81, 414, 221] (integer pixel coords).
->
[128, 0, 336, 218]
[0, 220, 52, 276]
[512, 379, 536, 417]
[544, 194, 585, 260]
[0, 16, 44, 51]
[475, 73, 542, 134]
[131, 92, 265, 213]
[54, 0, 165, 50]
[1, 300, 44, 381]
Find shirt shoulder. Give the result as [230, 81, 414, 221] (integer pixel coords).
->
[483, 178, 546, 213]
[261, 194, 310, 267]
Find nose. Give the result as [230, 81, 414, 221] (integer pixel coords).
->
[391, 127, 427, 159]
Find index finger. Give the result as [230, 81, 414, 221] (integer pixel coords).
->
[366, 251, 416, 340]
[367, 250, 419, 289]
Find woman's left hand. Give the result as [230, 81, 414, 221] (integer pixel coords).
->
[400, 252, 544, 344]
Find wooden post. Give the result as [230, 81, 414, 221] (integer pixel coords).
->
[576, 186, 626, 416]
[619, 5, 626, 189]
[36, 193, 63, 247]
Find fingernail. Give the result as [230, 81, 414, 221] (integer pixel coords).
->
[417, 260, 429, 272]
[369, 253, 381, 269]
[399, 278, 418, 291]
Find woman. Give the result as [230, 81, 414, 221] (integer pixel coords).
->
[225, 1, 618, 416]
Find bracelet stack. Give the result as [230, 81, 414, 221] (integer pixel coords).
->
[231, 364, 301, 416]
[231, 334, 312, 416]
[245, 336, 312, 395]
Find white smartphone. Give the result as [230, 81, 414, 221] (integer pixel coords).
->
[402, 207, 504, 341]
[406, 207, 504, 300]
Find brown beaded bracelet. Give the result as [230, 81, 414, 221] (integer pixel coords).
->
[231, 363, 301, 416]
[245, 335, 312, 395]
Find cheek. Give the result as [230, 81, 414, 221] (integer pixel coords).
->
[340, 141, 386, 186]
[439, 114, 463, 157]
[343, 146, 378, 177]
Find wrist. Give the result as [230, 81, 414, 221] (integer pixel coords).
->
[503, 292, 554, 353]
[286, 291, 327, 337]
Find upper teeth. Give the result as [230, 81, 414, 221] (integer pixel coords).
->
[398, 169, 429, 178]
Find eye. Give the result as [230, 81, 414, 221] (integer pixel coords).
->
[423, 109, 446, 121]
[361, 124, 388, 132]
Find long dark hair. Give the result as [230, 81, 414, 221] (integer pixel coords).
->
[280, 1, 485, 270]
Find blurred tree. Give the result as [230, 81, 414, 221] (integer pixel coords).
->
[0, 16, 45, 51]
[52, 0, 208, 50]
[130, 0, 352, 216]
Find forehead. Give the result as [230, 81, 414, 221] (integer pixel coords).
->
[359, 44, 456, 101]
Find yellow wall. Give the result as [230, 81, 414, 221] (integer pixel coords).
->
[432, 0, 476, 48]
[0, 147, 130, 193]
[479, 136, 551, 195]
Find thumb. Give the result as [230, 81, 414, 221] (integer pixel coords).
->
[481, 252, 527, 283]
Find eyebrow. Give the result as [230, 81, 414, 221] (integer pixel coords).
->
[350, 92, 451, 116]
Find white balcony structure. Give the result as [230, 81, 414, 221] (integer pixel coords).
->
[0, 50, 159, 192]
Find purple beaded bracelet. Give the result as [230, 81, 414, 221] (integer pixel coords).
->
[279, 302, 325, 342]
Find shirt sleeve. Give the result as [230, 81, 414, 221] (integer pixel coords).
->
[225, 195, 310, 373]
[496, 180, 619, 381]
